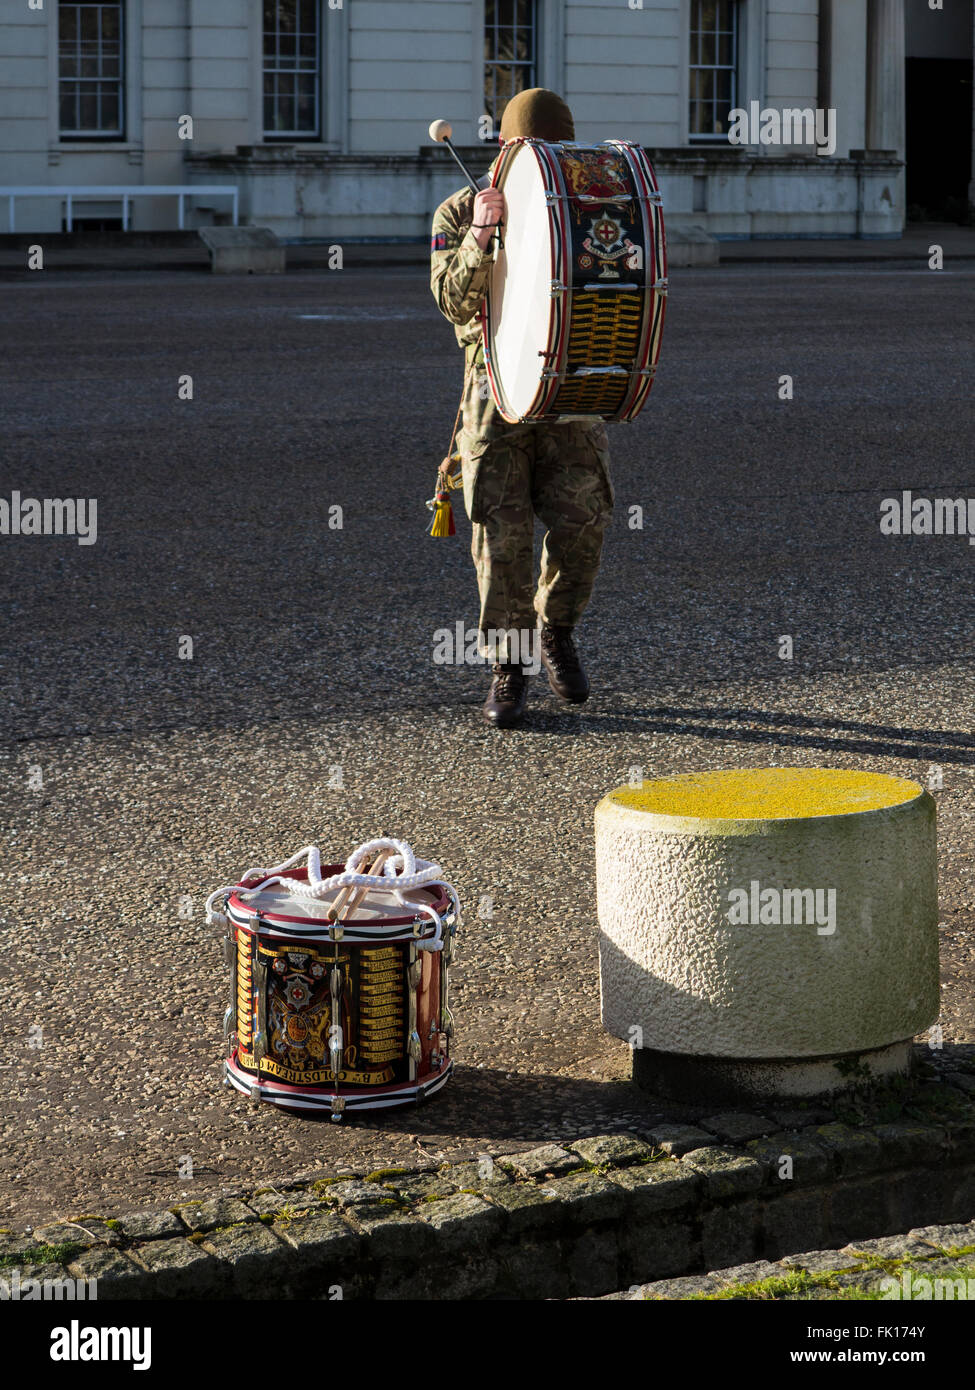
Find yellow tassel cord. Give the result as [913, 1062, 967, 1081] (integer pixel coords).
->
[426, 454, 464, 539]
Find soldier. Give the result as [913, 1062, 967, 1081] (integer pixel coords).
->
[430, 88, 614, 728]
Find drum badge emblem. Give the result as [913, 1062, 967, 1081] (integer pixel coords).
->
[582, 215, 638, 279]
[561, 149, 629, 213]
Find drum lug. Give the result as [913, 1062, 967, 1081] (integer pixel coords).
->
[408, 1030, 422, 1063]
[549, 280, 565, 298]
[540, 370, 559, 380]
[222, 931, 235, 966]
[408, 959, 422, 989]
[329, 925, 344, 941]
[222, 1004, 234, 1040]
[249, 1082, 261, 1108]
[330, 1096, 345, 1123]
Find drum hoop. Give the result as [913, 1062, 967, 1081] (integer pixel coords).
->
[608, 140, 664, 422]
[226, 864, 449, 930]
[226, 905, 457, 945]
[483, 138, 566, 424]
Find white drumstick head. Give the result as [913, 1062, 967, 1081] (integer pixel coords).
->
[429, 119, 453, 143]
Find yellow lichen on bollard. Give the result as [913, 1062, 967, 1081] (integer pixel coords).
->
[607, 767, 922, 822]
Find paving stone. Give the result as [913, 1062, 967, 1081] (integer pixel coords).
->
[201, 1223, 287, 1297]
[827, 1174, 891, 1244]
[760, 1190, 828, 1260]
[909, 1221, 975, 1252]
[0, 1263, 70, 1294]
[502, 1145, 579, 1180]
[502, 1239, 572, 1300]
[385, 1173, 459, 1202]
[568, 1134, 655, 1169]
[485, 1183, 562, 1233]
[130, 1238, 226, 1297]
[113, 1208, 184, 1241]
[744, 1131, 831, 1187]
[319, 1180, 397, 1211]
[273, 1211, 360, 1268]
[641, 1123, 717, 1157]
[702, 1200, 758, 1270]
[681, 1147, 765, 1199]
[709, 1259, 786, 1287]
[699, 1113, 776, 1144]
[417, 1193, 504, 1250]
[872, 1122, 946, 1169]
[355, 1208, 433, 1261]
[779, 1247, 862, 1274]
[538, 1172, 625, 1225]
[769, 1107, 835, 1129]
[33, 1218, 121, 1248]
[608, 1162, 702, 1216]
[809, 1123, 883, 1176]
[443, 1159, 510, 1190]
[636, 1274, 723, 1300]
[245, 1188, 323, 1218]
[568, 1227, 621, 1297]
[173, 1197, 257, 1233]
[841, 1233, 933, 1261]
[66, 1246, 152, 1298]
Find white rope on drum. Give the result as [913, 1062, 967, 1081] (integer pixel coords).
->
[205, 836, 462, 951]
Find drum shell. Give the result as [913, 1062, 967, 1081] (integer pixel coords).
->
[223, 865, 453, 1113]
[484, 138, 667, 425]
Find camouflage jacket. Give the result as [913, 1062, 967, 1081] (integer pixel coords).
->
[430, 172, 514, 452]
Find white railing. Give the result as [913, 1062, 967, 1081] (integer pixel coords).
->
[0, 185, 239, 233]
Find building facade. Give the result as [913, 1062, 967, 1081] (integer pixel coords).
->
[0, 0, 972, 241]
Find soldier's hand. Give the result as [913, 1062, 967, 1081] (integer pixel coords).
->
[472, 189, 505, 251]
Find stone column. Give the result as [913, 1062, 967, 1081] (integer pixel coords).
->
[866, 0, 906, 157]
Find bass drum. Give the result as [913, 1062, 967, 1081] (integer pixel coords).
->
[483, 138, 667, 424]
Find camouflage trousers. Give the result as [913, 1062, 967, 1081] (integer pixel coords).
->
[456, 419, 614, 648]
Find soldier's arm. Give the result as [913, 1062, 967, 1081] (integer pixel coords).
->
[430, 191, 502, 326]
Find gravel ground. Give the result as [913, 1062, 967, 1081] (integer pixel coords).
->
[1, 257, 974, 1227]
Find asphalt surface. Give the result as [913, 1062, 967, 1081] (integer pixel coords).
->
[2, 254, 975, 1228]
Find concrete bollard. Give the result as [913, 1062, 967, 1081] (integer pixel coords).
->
[595, 768, 939, 1104]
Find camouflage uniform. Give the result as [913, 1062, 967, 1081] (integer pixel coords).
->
[430, 179, 614, 648]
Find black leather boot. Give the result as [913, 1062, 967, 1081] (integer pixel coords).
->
[539, 624, 589, 703]
[482, 663, 529, 727]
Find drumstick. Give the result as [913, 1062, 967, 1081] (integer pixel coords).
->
[429, 119, 481, 196]
[327, 847, 392, 923]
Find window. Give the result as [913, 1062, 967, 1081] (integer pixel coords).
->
[59, 2, 124, 138]
[264, 1, 321, 138]
[484, 0, 537, 132]
[689, 0, 739, 140]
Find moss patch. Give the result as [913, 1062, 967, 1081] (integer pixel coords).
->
[0, 1242, 85, 1269]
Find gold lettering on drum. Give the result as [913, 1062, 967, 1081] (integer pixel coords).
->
[256, 1057, 395, 1086]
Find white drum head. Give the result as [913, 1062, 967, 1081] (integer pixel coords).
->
[488, 144, 556, 420]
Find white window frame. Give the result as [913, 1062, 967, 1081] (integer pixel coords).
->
[250, 0, 347, 150]
[687, 0, 741, 143]
[57, 0, 126, 141]
[48, 0, 143, 160]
